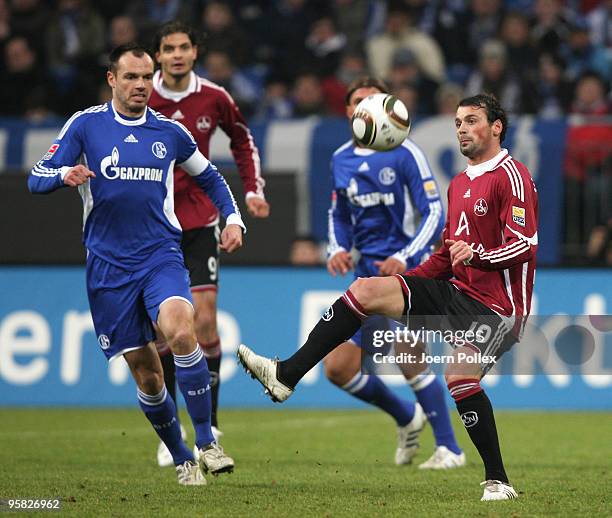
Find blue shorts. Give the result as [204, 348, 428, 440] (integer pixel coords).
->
[86, 253, 193, 361]
[350, 255, 417, 354]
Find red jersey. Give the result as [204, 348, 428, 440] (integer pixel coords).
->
[407, 150, 538, 336]
[149, 71, 264, 230]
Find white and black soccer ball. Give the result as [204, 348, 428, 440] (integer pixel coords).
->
[351, 93, 411, 151]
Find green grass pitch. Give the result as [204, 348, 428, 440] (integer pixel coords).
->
[0, 408, 610, 517]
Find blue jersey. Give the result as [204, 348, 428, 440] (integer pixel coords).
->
[327, 139, 444, 266]
[28, 102, 242, 270]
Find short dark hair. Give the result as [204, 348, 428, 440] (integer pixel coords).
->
[153, 21, 200, 52]
[345, 76, 389, 105]
[108, 43, 152, 73]
[458, 93, 508, 143]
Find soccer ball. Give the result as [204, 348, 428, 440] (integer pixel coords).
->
[351, 93, 411, 151]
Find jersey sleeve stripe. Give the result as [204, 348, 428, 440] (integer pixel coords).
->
[480, 241, 529, 261]
[505, 225, 538, 245]
[149, 108, 198, 146]
[501, 161, 524, 202]
[507, 160, 524, 201]
[401, 140, 434, 180]
[57, 104, 108, 140]
[487, 243, 530, 263]
[397, 200, 442, 259]
[333, 140, 354, 156]
[327, 192, 345, 255]
[235, 121, 264, 195]
[501, 162, 518, 199]
[32, 163, 66, 177]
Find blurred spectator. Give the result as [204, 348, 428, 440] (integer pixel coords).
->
[291, 72, 328, 117]
[303, 16, 347, 77]
[0, 36, 48, 117]
[9, 0, 49, 60]
[401, 0, 440, 34]
[108, 15, 137, 48]
[289, 235, 324, 265]
[430, 2, 473, 82]
[200, 1, 250, 66]
[265, 0, 323, 80]
[319, 50, 369, 116]
[586, 219, 612, 266]
[126, 0, 193, 45]
[531, 0, 573, 56]
[0, 0, 11, 69]
[499, 11, 538, 84]
[586, 0, 612, 48]
[202, 50, 260, 118]
[435, 82, 464, 115]
[570, 72, 611, 115]
[561, 19, 612, 83]
[466, 0, 505, 63]
[393, 82, 420, 117]
[332, 0, 384, 52]
[45, 0, 105, 114]
[464, 39, 523, 114]
[335, 50, 368, 87]
[366, 6, 446, 84]
[532, 53, 574, 117]
[94, 0, 127, 22]
[564, 88, 612, 259]
[253, 76, 293, 121]
[387, 47, 438, 114]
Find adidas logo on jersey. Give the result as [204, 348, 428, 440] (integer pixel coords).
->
[463, 188, 471, 198]
[124, 134, 138, 143]
[171, 109, 185, 120]
[358, 162, 370, 172]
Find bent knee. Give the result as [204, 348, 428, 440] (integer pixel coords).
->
[323, 357, 358, 386]
[350, 276, 400, 314]
[136, 369, 164, 394]
[349, 277, 382, 313]
[167, 328, 197, 353]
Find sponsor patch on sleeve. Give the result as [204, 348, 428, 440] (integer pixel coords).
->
[42, 143, 60, 161]
[512, 206, 526, 227]
[423, 179, 438, 199]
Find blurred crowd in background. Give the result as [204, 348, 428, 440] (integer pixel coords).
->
[0, 0, 609, 265]
[1, 0, 611, 120]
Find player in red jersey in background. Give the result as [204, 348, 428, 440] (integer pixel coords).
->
[238, 94, 538, 501]
[149, 21, 269, 467]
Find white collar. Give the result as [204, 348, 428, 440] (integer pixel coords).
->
[465, 149, 509, 180]
[353, 145, 377, 156]
[111, 100, 147, 126]
[153, 70, 198, 102]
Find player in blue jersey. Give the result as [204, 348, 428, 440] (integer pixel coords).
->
[28, 44, 243, 486]
[324, 77, 465, 469]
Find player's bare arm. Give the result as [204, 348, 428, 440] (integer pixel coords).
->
[219, 224, 243, 253]
[374, 257, 406, 276]
[327, 250, 354, 276]
[445, 239, 473, 267]
[246, 196, 270, 218]
[63, 165, 96, 187]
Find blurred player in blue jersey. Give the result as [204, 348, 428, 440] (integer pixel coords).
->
[324, 77, 465, 469]
[28, 44, 243, 486]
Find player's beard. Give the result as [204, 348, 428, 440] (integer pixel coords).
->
[459, 141, 479, 159]
[169, 70, 189, 83]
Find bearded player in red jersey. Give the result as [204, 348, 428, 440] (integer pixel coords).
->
[238, 94, 538, 501]
[149, 22, 269, 467]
